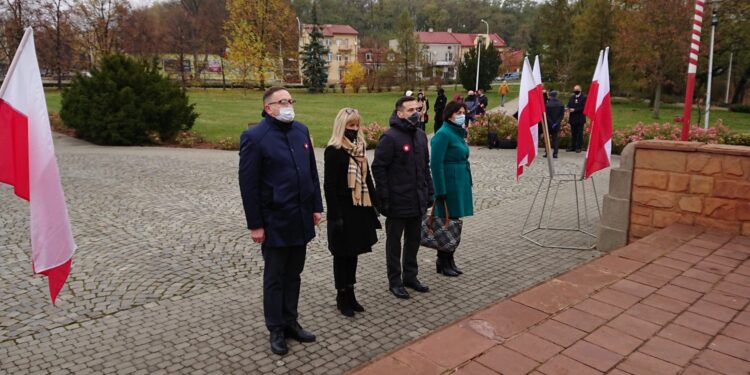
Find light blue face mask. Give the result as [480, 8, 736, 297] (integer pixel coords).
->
[454, 114, 466, 126]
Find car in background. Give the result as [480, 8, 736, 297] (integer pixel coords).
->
[502, 72, 520, 80]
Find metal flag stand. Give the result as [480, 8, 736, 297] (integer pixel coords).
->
[519, 83, 601, 250]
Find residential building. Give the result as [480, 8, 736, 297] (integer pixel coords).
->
[390, 29, 506, 80]
[300, 24, 359, 85]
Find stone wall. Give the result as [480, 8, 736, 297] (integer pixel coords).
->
[629, 141, 750, 242]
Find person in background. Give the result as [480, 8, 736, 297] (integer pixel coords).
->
[498, 80, 509, 107]
[434, 88, 447, 133]
[464, 90, 478, 123]
[239, 87, 322, 356]
[372, 96, 434, 300]
[430, 101, 474, 277]
[566, 85, 586, 152]
[416, 90, 430, 131]
[544, 90, 564, 159]
[476, 89, 488, 116]
[452, 93, 464, 103]
[324, 108, 381, 317]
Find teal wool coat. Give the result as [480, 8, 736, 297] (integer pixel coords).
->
[430, 121, 473, 218]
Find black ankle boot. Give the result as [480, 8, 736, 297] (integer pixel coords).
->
[436, 253, 459, 277]
[448, 253, 463, 275]
[347, 286, 364, 312]
[336, 289, 354, 317]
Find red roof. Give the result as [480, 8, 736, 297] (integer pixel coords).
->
[303, 24, 358, 37]
[415, 31, 505, 48]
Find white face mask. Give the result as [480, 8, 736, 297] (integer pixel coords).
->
[275, 107, 295, 123]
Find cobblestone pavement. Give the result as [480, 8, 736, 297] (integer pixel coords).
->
[1, 133, 611, 374]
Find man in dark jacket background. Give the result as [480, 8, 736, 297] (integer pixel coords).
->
[544, 90, 565, 158]
[434, 88, 447, 133]
[239, 87, 323, 356]
[567, 84, 587, 152]
[372, 96, 434, 299]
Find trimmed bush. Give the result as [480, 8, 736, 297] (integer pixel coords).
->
[60, 54, 198, 146]
[729, 104, 750, 113]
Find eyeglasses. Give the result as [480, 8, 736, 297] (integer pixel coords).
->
[344, 108, 359, 114]
[268, 99, 296, 106]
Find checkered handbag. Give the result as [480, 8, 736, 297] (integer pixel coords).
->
[420, 199, 463, 253]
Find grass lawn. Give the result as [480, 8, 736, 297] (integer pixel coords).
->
[45, 85, 519, 146]
[45, 84, 748, 147]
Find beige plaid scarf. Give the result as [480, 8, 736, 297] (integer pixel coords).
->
[341, 138, 372, 207]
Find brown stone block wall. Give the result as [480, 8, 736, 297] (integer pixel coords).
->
[628, 141, 750, 242]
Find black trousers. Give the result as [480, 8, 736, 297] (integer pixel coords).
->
[333, 256, 358, 290]
[570, 122, 584, 150]
[549, 128, 560, 156]
[434, 111, 443, 133]
[261, 244, 306, 331]
[385, 217, 421, 288]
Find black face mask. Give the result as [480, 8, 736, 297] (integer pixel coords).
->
[574, 90, 581, 95]
[407, 112, 420, 125]
[344, 129, 358, 142]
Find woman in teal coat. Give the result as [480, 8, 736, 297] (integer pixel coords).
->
[430, 100, 474, 277]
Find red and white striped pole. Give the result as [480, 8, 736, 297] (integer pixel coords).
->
[680, 0, 705, 141]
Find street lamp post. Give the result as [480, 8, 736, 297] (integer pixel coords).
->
[475, 19, 489, 92]
[704, 8, 718, 129]
[296, 16, 303, 84]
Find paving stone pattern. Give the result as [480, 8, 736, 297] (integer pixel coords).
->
[1, 133, 609, 374]
[353, 224, 750, 375]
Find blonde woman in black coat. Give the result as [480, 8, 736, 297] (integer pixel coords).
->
[324, 108, 381, 317]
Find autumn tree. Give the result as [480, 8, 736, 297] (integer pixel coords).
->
[343, 60, 365, 93]
[614, 0, 691, 118]
[300, 2, 328, 92]
[36, 0, 80, 89]
[224, 0, 296, 89]
[73, 0, 130, 66]
[712, 0, 750, 104]
[0, 0, 37, 64]
[532, 0, 574, 84]
[395, 10, 419, 89]
[570, 0, 615, 85]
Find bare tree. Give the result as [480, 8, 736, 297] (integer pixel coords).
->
[73, 0, 129, 67]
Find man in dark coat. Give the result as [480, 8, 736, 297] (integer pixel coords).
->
[372, 96, 434, 299]
[239, 87, 323, 356]
[567, 84, 587, 152]
[476, 89, 488, 116]
[544, 90, 565, 158]
[434, 88, 447, 133]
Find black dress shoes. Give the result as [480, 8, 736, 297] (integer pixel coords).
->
[404, 280, 430, 293]
[285, 322, 316, 343]
[389, 286, 410, 299]
[270, 329, 288, 355]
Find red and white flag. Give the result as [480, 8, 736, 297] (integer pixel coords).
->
[583, 50, 604, 121]
[584, 48, 612, 179]
[0, 28, 76, 304]
[532, 55, 544, 144]
[517, 57, 542, 179]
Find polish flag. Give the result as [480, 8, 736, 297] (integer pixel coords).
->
[0, 28, 76, 304]
[532, 55, 544, 144]
[583, 50, 604, 121]
[516, 57, 542, 179]
[584, 48, 612, 179]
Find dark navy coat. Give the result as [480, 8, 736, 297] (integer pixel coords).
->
[372, 112, 434, 218]
[239, 114, 324, 248]
[567, 94, 587, 126]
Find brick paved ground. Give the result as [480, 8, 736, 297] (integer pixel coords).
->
[352, 223, 750, 375]
[1, 132, 608, 374]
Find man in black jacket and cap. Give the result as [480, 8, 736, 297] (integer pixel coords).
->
[372, 96, 434, 299]
[239, 87, 323, 356]
[544, 90, 565, 158]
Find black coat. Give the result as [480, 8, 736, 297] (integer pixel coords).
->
[477, 95, 488, 114]
[546, 98, 565, 131]
[372, 112, 434, 218]
[238, 113, 324, 248]
[434, 93, 447, 113]
[323, 146, 380, 256]
[567, 94, 587, 125]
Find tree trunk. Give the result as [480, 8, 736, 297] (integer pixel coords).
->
[220, 56, 226, 91]
[731, 65, 749, 104]
[652, 83, 662, 119]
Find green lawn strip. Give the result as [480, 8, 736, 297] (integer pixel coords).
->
[45, 87, 747, 148]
